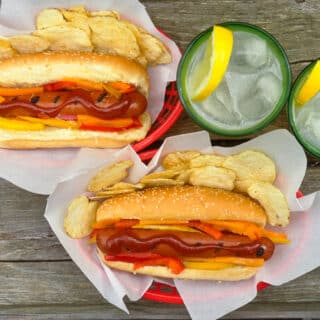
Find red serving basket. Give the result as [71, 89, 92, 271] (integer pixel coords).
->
[132, 81, 183, 153]
[137, 149, 304, 304]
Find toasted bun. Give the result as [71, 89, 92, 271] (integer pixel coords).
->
[0, 112, 151, 149]
[98, 249, 259, 281]
[97, 185, 267, 227]
[0, 52, 149, 96]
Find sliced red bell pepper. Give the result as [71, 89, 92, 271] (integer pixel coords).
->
[133, 257, 185, 274]
[43, 81, 78, 91]
[105, 253, 162, 263]
[188, 221, 223, 240]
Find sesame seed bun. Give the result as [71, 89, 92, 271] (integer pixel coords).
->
[96, 185, 267, 227]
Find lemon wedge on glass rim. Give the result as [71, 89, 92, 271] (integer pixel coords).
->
[191, 25, 233, 101]
[296, 60, 320, 107]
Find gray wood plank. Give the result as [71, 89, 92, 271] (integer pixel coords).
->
[1, 261, 320, 318]
[142, 0, 320, 63]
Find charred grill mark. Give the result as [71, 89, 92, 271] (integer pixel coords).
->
[54, 95, 60, 103]
[30, 96, 40, 104]
[97, 92, 107, 103]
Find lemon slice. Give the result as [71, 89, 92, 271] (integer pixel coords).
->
[296, 60, 320, 106]
[191, 25, 233, 101]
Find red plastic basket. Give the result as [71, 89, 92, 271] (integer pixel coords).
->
[137, 149, 304, 304]
[132, 81, 183, 153]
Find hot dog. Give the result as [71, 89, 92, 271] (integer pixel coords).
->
[0, 51, 151, 148]
[91, 185, 289, 281]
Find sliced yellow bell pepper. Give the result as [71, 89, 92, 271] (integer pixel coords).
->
[185, 257, 265, 268]
[0, 117, 44, 131]
[183, 260, 234, 270]
[19, 116, 79, 129]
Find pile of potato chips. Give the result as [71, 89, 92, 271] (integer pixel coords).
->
[64, 149, 290, 238]
[0, 5, 172, 66]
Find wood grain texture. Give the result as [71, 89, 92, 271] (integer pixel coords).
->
[1, 0, 320, 319]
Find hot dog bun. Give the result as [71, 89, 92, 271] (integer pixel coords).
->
[97, 185, 267, 227]
[0, 52, 149, 96]
[0, 112, 151, 149]
[0, 51, 151, 148]
[98, 249, 259, 281]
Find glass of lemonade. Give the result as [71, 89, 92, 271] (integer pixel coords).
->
[288, 61, 320, 157]
[177, 22, 291, 136]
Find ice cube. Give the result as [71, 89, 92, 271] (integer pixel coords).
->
[201, 95, 239, 125]
[228, 31, 270, 74]
[237, 72, 282, 121]
[200, 80, 240, 126]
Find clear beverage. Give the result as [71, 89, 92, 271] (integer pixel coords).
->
[294, 92, 320, 149]
[177, 23, 291, 136]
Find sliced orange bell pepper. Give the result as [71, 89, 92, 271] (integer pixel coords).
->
[62, 78, 104, 91]
[91, 219, 120, 229]
[19, 116, 79, 129]
[188, 221, 223, 240]
[114, 219, 139, 228]
[208, 220, 289, 244]
[0, 117, 44, 131]
[0, 86, 44, 96]
[133, 257, 185, 274]
[77, 115, 134, 128]
[108, 81, 136, 93]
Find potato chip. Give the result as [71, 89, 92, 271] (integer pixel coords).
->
[190, 154, 226, 168]
[94, 182, 145, 198]
[64, 196, 99, 238]
[141, 178, 185, 187]
[107, 182, 145, 190]
[60, 9, 90, 34]
[33, 26, 92, 52]
[87, 160, 133, 192]
[0, 38, 16, 59]
[68, 5, 88, 14]
[140, 169, 180, 183]
[175, 169, 192, 183]
[96, 188, 136, 198]
[88, 16, 140, 59]
[137, 27, 172, 65]
[189, 166, 236, 190]
[222, 150, 276, 183]
[234, 179, 256, 193]
[36, 8, 66, 30]
[89, 10, 120, 19]
[162, 151, 201, 170]
[247, 182, 290, 227]
[135, 55, 148, 67]
[8, 35, 50, 53]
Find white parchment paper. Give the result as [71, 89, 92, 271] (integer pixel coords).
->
[0, 0, 181, 194]
[45, 130, 320, 319]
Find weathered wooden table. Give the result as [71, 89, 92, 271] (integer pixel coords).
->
[1, 1, 320, 319]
